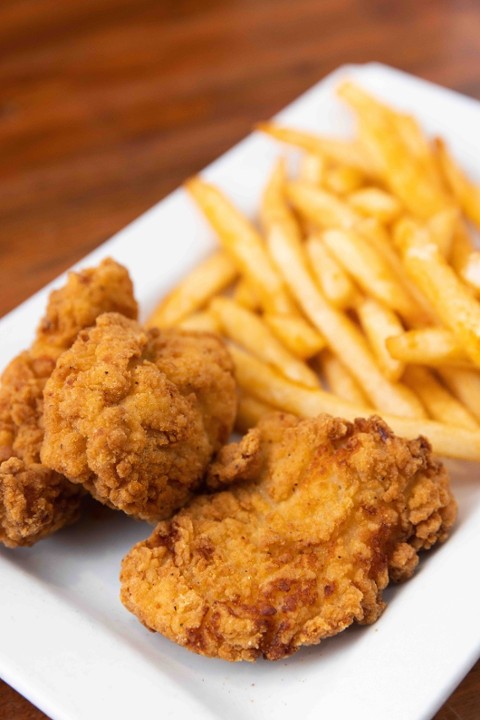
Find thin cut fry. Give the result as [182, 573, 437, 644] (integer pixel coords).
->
[324, 165, 365, 195]
[257, 122, 379, 176]
[177, 311, 220, 333]
[427, 207, 459, 258]
[260, 157, 299, 235]
[263, 313, 326, 359]
[318, 349, 371, 406]
[147, 250, 237, 328]
[339, 82, 450, 218]
[305, 234, 357, 309]
[450, 219, 480, 293]
[287, 184, 427, 319]
[210, 297, 319, 388]
[186, 177, 294, 314]
[294, 190, 429, 319]
[361, 218, 435, 326]
[438, 367, 480, 424]
[322, 228, 418, 319]
[298, 153, 326, 185]
[266, 215, 427, 417]
[386, 328, 470, 368]
[235, 392, 276, 433]
[395, 113, 442, 187]
[287, 180, 360, 229]
[232, 278, 260, 311]
[348, 187, 402, 224]
[395, 218, 480, 368]
[404, 366, 479, 430]
[435, 137, 480, 227]
[230, 343, 370, 418]
[230, 345, 480, 461]
[357, 298, 405, 381]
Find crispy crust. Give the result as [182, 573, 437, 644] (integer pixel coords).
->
[0, 258, 138, 547]
[120, 413, 456, 661]
[41, 313, 237, 521]
[0, 458, 83, 548]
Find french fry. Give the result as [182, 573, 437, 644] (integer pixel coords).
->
[459, 250, 480, 294]
[257, 122, 379, 176]
[395, 113, 442, 186]
[435, 137, 480, 227]
[261, 158, 418, 411]
[386, 328, 470, 368]
[264, 156, 356, 311]
[427, 207, 459, 258]
[263, 313, 326, 359]
[338, 82, 451, 218]
[261, 158, 343, 355]
[287, 182, 431, 320]
[235, 392, 276, 433]
[318, 349, 371, 406]
[210, 297, 320, 388]
[230, 345, 480, 461]
[395, 218, 480, 367]
[404, 366, 479, 430]
[230, 343, 370, 418]
[357, 298, 405, 381]
[288, 182, 426, 320]
[232, 278, 260, 311]
[265, 214, 427, 418]
[261, 156, 356, 307]
[260, 157, 299, 234]
[338, 79, 400, 127]
[348, 187, 402, 224]
[324, 165, 365, 195]
[450, 219, 480, 293]
[305, 234, 357, 309]
[322, 228, 418, 319]
[361, 218, 435, 326]
[147, 250, 237, 328]
[298, 153, 326, 185]
[287, 180, 360, 229]
[186, 177, 294, 314]
[177, 311, 220, 333]
[438, 367, 480, 424]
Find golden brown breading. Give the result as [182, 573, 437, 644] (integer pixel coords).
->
[32, 256, 138, 359]
[41, 313, 237, 521]
[0, 258, 138, 547]
[0, 458, 83, 548]
[120, 413, 456, 662]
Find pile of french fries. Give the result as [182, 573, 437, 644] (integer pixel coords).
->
[148, 81, 480, 462]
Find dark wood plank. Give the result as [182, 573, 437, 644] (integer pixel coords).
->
[0, 1, 479, 718]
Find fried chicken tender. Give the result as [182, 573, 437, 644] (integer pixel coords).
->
[0, 258, 138, 547]
[41, 313, 237, 521]
[120, 413, 456, 662]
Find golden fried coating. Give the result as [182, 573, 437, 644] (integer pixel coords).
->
[120, 413, 456, 662]
[0, 258, 138, 547]
[0, 458, 83, 548]
[41, 313, 237, 521]
[32, 257, 138, 359]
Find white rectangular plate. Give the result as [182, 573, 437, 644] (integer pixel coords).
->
[1, 63, 480, 720]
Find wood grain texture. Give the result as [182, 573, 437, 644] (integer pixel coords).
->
[0, 0, 479, 718]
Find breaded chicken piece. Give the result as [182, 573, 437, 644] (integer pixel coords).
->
[0, 459, 83, 547]
[41, 313, 237, 521]
[120, 413, 456, 662]
[32, 256, 139, 359]
[0, 258, 138, 547]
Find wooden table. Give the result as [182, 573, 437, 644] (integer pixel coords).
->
[0, 1, 479, 718]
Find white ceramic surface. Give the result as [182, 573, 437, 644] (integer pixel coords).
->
[1, 63, 479, 720]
